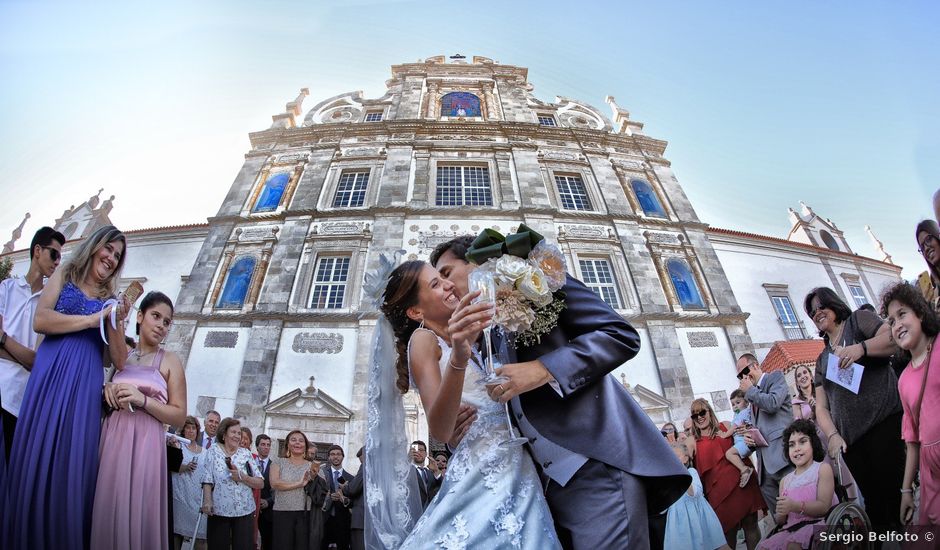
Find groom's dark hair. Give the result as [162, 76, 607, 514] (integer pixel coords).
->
[429, 235, 475, 267]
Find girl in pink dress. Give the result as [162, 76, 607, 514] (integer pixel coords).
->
[882, 282, 940, 526]
[90, 291, 188, 550]
[760, 419, 837, 550]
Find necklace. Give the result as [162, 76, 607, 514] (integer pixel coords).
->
[913, 342, 933, 369]
[826, 322, 846, 351]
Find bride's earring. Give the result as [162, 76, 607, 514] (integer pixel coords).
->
[418, 319, 425, 330]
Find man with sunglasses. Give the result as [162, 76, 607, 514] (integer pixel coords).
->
[735, 353, 793, 512]
[0, 226, 64, 461]
[915, 219, 940, 313]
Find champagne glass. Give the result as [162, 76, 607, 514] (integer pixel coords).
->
[468, 269, 506, 385]
[492, 334, 529, 448]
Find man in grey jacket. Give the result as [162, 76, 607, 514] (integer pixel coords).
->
[737, 353, 794, 510]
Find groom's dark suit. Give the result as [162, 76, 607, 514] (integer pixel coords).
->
[506, 275, 690, 548]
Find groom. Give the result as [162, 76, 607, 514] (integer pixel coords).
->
[431, 236, 690, 549]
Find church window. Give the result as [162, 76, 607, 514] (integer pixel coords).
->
[538, 115, 557, 127]
[771, 296, 802, 337]
[555, 175, 593, 211]
[435, 166, 492, 206]
[217, 256, 256, 309]
[440, 92, 482, 118]
[364, 111, 383, 122]
[820, 230, 840, 251]
[579, 258, 622, 309]
[332, 171, 370, 208]
[310, 256, 350, 309]
[849, 285, 867, 308]
[666, 259, 705, 309]
[630, 179, 667, 218]
[253, 172, 290, 213]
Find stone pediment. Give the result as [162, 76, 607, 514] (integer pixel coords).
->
[264, 383, 352, 420]
[630, 384, 671, 411]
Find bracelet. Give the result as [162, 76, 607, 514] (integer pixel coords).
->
[141, 395, 148, 410]
[448, 358, 467, 371]
[0, 331, 7, 349]
[860, 340, 868, 357]
[827, 430, 839, 439]
[901, 488, 913, 494]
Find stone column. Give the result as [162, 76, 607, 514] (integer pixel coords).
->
[233, 320, 284, 430]
[646, 320, 696, 420]
[482, 81, 500, 121]
[650, 251, 679, 309]
[426, 82, 440, 119]
[278, 162, 305, 210]
[412, 150, 431, 206]
[208, 250, 235, 309]
[245, 248, 272, 310]
[611, 164, 641, 214]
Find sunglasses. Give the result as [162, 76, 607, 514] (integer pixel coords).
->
[690, 410, 707, 420]
[918, 234, 938, 255]
[736, 365, 751, 380]
[41, 246, 60, 262]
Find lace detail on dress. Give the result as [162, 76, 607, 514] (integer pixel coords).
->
[435, 514, 470, 550]
[56, 281, 107, 316]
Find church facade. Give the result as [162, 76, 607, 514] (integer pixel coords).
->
[2, 56, 902, 456]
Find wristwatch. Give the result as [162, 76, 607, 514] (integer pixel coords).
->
[0, 331, 7, 349]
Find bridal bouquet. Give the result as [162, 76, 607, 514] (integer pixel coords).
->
[466, 224, 567, 347]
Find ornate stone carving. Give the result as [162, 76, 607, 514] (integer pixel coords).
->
[646, 232, 678, 245]
[538, 150, 582, 161]
[610, 159, 647, 171]
[238, 226, 279, 243]
[196, 396, 217, 417]
[686, 331, 719, 348]
[559, 224, 612, 240]
[338, 147, 386, 158]
[710, 390, 731, 412]
[292, 332, 344, 354]
[416, 230, 464, 252]
[313, 222, 369, 236]
[426, 135, 495, 142]
[276, 153, 309, 164]
[205, 331, 239, 348]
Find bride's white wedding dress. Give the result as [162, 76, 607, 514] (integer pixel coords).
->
[401, 329, 561, 549]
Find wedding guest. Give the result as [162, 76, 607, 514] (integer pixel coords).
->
[661, 422, 678, 443]
[270, 430, 313, 550]
[915, 220, 940, 312]
[805, 287, 904, 530]
[305, 454, 329, 549]
[758, 420, 836, 550]
[201, 418, 264, 550]
[92, 291, 188, 550]
[346, 447, 365, 550]
[433, 452, 448, 475]
[238, 426, 261, 548]
[411, 440, 440, 507]
[3, 225, 129, 550]
[690, 398, 764, 550]
[203, 410, 221, 449]
[882, 282, 940, 526]
[173, 416, 208, 549]
[255, 434, 274, 550]
[321, 444, 352, 550]
[240, 426, 253, 451]
[0, 226, 63, 460]
[664, 443, 729, 550]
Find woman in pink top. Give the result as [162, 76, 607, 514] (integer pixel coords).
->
[882, 281, 940, 526]
[91, 291, 188, 550]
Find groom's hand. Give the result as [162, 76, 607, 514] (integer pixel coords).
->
[448, 403, 477, 448]
[489, 360, 553, 403]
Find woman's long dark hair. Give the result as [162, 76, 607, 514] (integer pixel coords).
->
[380, 261, 425, 394]
[135, 291, 174, 335]
[804, 287, 852, 338]
[880, 281, 940, 360]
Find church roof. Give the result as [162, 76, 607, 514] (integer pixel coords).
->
[760, 340, 825, 373]
[707, 226, 897, 269]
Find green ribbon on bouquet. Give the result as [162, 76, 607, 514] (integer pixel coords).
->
[465, 223, 544, 265]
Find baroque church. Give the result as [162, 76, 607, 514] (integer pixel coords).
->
[1, 55, 902, 457]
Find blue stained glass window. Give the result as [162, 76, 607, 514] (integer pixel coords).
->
[253, 172, 290, 212]
[666, 259, 705, 309]
[440, 92, 482, 118]
[217, 256, 256, 309]
[630, 180, 667, 218]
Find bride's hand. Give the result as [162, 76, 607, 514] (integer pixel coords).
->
[447, 291, 494, 365]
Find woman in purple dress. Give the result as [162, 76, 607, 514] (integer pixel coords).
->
[2, 225, 129, 550]
[91, 291, 187, 550]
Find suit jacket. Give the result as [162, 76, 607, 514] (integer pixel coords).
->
[323, 468, 354, 519]
[511, 274, 691, 514]
[345, 466, 365, 530]
[258, 457, 274, 520]
[745, 370, 793, 476]
[412, 465, 441, 508]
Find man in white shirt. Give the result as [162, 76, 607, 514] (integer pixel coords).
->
[202, 410, 221, 449]
[0, 227, 64, 460]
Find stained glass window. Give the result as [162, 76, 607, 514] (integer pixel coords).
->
[667, 259, 705, 309]
[217, 256, 256, 309]
[253, 172, 290, 212]
[630, 180, 667, 218]
[310, 256, 350, 309]
[333, 171, 369, 208]
[440, 92, 482, 118]
[436, 166, 492, 206]
[555, 175, 593, 211]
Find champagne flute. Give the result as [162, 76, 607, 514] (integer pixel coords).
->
[467, 269, 506, 385]
[492, 334, 529, 448]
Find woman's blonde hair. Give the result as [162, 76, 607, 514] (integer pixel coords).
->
[690, 398, 720, 440]
[793, 364, 814, 402]
[62, 225, 127, 299]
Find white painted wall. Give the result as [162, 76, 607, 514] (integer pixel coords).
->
[270, 328, 359, 407]
[676, 327, 738, 422]
[611, 327, 663, 395]
[185, 326, 250, 418]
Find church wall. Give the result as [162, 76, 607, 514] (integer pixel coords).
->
[119, 234, 204, 307]
[269, 327, 360, 410]
[610, 327, 664, 396]
[185, 325, 251, 419]
[674, 326, 739, 422]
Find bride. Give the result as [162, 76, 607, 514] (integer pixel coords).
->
[364, 256, 560, 549]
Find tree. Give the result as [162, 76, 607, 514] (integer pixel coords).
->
[0, 257, 12, 281]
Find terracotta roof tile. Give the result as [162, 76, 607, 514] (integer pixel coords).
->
[707, 227, 897, 268]
[761, 340, 825, 373]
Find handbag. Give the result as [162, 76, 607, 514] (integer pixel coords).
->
[745, 427, 769, 448]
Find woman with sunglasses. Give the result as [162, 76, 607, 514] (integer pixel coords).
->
[915, 220, 940, 313]
[689, 398, 765, 550]
[804, 286, 904, 530]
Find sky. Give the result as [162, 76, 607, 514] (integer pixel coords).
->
[1, 0, 938, 278]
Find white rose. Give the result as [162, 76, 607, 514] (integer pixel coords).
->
[517, 267, 553, 307]
[495, 255, 530, 285]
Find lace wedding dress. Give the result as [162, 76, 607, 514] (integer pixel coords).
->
[401, 329, 561, 549]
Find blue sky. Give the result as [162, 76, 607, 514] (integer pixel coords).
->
[1, 1, 937, 278]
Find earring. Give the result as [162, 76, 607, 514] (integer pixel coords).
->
[418, 319, 425, 330]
